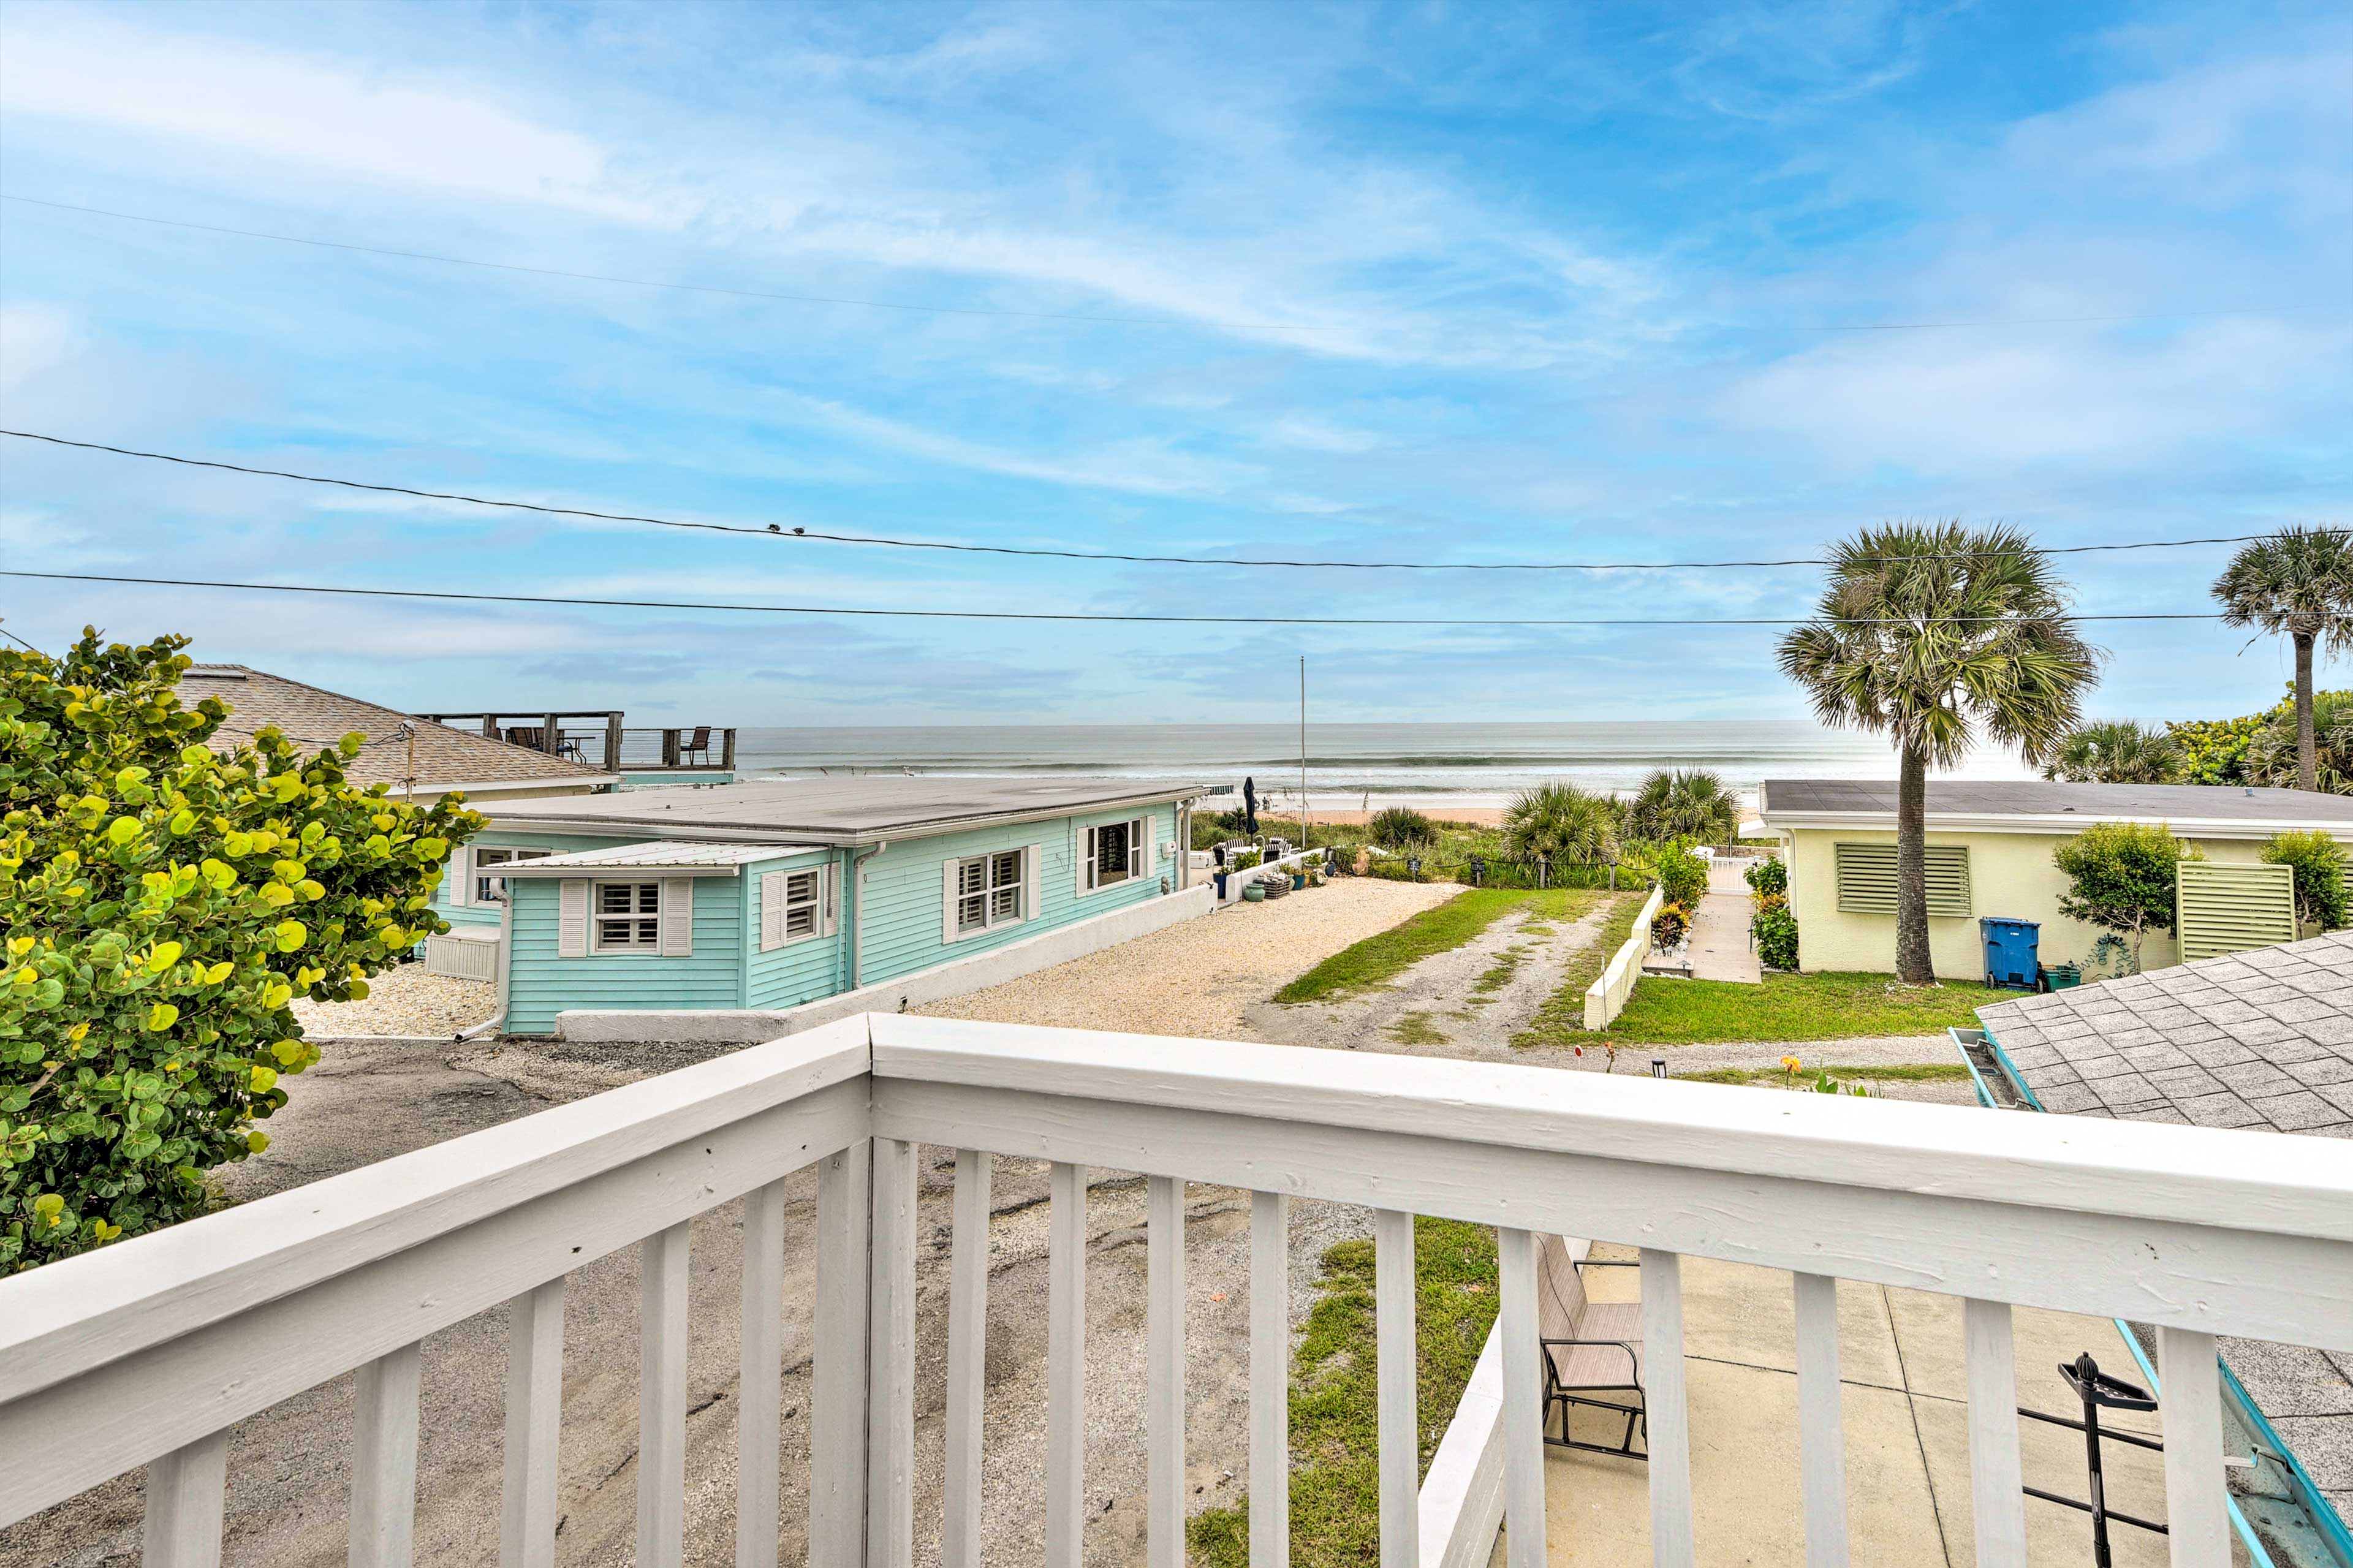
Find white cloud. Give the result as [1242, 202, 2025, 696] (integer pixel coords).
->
[0, 17, 680, 227]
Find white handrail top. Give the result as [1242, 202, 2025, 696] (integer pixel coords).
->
[0, 1017, 873, 1406]
[867, 1015, 2353, 1246]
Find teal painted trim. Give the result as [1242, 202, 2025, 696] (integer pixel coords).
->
[1971, 1014, 2047, 1110]
[2219, 1359, 2353, 1566]
[2107, 1323, 2287, 1568]
[1979, 1017, 2334, 1565]
[1950, 1028, 2001, 1109]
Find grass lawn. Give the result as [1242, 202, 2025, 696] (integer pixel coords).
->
[1601, 970, 2009, 1045]
[1675, 1062, 1972, 1086]
[1189, 1217, 1499, 1568]
[1507, 892, 1631, 1048]
[1274, 886, 1603, 1003]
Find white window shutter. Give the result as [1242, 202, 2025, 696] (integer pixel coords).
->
[1024, 844, 1042, 923]
[1078, 825, 1096, 896]
[822, 862, 840, 937]
[449, 844, 471, 907]
[1129, 817, 1146, 879]
[942, 858, 961, 944]
[760, 869, 786, 951]
[659, 878, 693, 956]
[558, 879, 589, 957]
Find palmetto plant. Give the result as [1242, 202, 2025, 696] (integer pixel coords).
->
[1627, 767, 1739, 844]
[1778, 522, 2101, 984]
[2040, 721, 2188, 784]
[2212, 526, 2353, 792]
[1500, 781, 1619, 868]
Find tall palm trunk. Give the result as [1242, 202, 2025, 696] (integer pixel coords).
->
[2295, 627, 2317, 792]
[1895, 741, 1933, 983]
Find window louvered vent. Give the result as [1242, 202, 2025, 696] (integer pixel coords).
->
[1833, 843, 1972, 917]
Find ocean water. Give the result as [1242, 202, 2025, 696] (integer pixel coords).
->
[732, 722, 2033, 810]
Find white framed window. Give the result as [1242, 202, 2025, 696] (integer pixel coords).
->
[963, 850, 1025, 933]
[593, 881, 662, 952]
[474, 847, 553, 903]
[1080, 817, 1149, 895]
[760, 865, 835, 950]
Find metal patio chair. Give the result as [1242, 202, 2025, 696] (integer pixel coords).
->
[1538, 1236, 1649, 1461]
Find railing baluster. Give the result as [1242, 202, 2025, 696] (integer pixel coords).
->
[736, 1178, 788, 1568]
[868, 1138, 917, 1568]
[500, 1279, 566, 1568]
[1639, 1248, 1694, 1568]
[350, 1341, 423, 1568]
[1496, 1227, 1547, 1568]
[943, 1149, 993, 1568]
[1790, 1273, 1848, 1568]
[811, 1143, 871, 1568]
[1047, 1161, 1088, 1568]
[638, 1223, 691, 1568]
[144, 1429, 229, 1568]
[1961, 1297, 2025, 1568]
[1375, 1207, 1419, 1568]
[1148, 1176, 1188, 1568]
[2158, 1327, 2231, 1566]
[1249, 1191, 1290, 1568]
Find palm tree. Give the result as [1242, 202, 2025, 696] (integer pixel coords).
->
[1778, 522, 2101, 984]
[2212, 526, 2353, 792]
[1627, 767, 1739, 843]
[1501, 782, 1620, 868]
[2040, 721, 2188, 784]
[2245, 691, 2353, 793]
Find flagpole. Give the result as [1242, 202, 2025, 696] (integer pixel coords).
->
[1300, 656, 1309, 852]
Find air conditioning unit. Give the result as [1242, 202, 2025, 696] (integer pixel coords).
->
[425, 926, 501, 982]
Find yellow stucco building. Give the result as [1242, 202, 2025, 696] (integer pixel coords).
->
[1757, 779, 2353, 980]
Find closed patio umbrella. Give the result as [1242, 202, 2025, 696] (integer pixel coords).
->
[1243, 776, 1257, 835]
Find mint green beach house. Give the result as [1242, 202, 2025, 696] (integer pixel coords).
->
[433, 776, 1205, 1035]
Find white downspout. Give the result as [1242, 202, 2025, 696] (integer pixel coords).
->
[850, 841, 888, 989]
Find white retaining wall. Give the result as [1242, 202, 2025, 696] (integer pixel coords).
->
[1419, 1233, 1591, 1568]
[557, 882, 1214, 1043]
[1583, 883, 1664, 1030]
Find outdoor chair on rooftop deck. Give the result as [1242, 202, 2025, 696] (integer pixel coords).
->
[1539, 1235, 1649, 1461]
[681, 725, 714, 764]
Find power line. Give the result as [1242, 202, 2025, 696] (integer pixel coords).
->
[6, 192, 2330, 338]
[0, 194, 1326, 335]
[2, 429, 2325, 573]
[1, 568, 2227, 629]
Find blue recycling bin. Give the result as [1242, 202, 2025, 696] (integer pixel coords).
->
[1980, 917, 2040, 990]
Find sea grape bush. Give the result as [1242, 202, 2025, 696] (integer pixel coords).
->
[1751, 894, 1799, 971]
[1656, 846, 1707, 911]
[2261, 830, 2350, 932]
[0, 630, 481, 1270]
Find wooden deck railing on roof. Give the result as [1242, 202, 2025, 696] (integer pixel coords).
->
[2, 1016, 2346, 1567]
[415, 712, 735, 773]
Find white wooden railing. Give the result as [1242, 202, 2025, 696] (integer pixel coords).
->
[1583, 881, 1664, 1029]
[3, 1014, 2349, 1568]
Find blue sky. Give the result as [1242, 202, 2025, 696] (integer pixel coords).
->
[1, 0, 2347, 726]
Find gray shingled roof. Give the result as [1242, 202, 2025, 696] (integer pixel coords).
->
[1976, 929, 2353, 1137]
[1762, 777, 2353, 825]
[180, 665, 610, 792]
[1978, 935, 2353, 1527]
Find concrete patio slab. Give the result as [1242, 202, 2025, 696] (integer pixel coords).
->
[1494, 1251, 2245, 1567]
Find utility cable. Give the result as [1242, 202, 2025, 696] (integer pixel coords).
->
[2, 430, 2328, 574]
[0, 569, 2227, 628]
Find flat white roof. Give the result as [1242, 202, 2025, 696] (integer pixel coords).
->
[485, 774, 1205, 846]
[496, 841, 819, 874]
